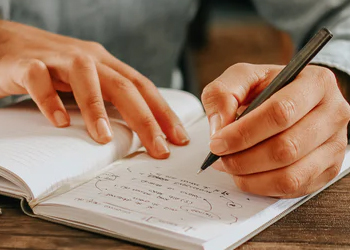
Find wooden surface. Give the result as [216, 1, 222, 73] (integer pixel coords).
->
[1, 174, 350, 250]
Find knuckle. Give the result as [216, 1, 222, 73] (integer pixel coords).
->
[222, 156, 244, 175]
[201, 80, 227, 106]
[65, 45, 81, 55]
[228, 63, 269, 85]
[269, 99, 296, 128]
[23, 59, 47, 81]
[272, 136, 299, 164]
[277, 173, 301, 195]
[87, 41, 105, 52]
[337, 102, 350, 124]
[234, 176, 250, 193]
[128, 71, 150, 88]
[114, 78, 133, 92]
[229, 62, 252, 72]
[236, 122, 251, 146]
[230, 63, 257, 80]
[329, 137, 347, 154]
[327, 164, 341, 180]
[70, 53, 94, 69]
[139, 116, 157, 131]
[84, 95, 104, 111]
[318, 67, 337, 89]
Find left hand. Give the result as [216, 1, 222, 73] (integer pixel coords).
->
[201, 63, 350, 198]
[0, 20, 190, 159]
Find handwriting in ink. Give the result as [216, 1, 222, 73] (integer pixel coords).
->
[221, 196, 243, 209]
[95, 172, 118, 192]
[180, 206, 221, 220]
[144, 216, 193, 232]
[87, 166, 259, 227]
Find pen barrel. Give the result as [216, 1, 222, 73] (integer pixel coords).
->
[237, 28, 333, 119]
[200, 28, 332, 173]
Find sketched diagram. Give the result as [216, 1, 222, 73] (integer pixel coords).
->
[221, 196, 243, 209]
[180, 195, 241, 225]
[94, 172, 118, 192]
[180, 198, 220, 220]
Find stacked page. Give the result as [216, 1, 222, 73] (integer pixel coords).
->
[34, 118, 350, 250]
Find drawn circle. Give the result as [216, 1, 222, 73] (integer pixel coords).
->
[180, 206, 220, 220]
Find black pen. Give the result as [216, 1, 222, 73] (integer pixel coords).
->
[197, 27, 333, 174]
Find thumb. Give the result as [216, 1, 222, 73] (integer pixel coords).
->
[201, 63, 277, 136]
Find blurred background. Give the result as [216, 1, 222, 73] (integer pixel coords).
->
[186, 0, 294, 96]
[6, 0, 296, 98]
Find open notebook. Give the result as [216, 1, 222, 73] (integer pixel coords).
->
[1, 88, 350, 250]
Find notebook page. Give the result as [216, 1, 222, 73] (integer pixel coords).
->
[203, 148, 350, 250]
[0, 89, 204, 200]
[38, 117, 279, 241]
[0, 103, 132, 200]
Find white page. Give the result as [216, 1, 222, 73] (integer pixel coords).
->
[38, 118, 280, 241]
[203, 148, 350, 250]
[0, 88, 204, 200]
[35, 116, 350, 249]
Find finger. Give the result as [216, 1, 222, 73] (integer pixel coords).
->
[280, 129, 348, 199]
[219, 96, 347, 175]
[12, 59, 70, 127]
[97, 63, 170, 159]
[211, 158, 226, 172]
[232, 130, 347, 197]
[210, 66, 333, 156]
[201, 63, 278, 136]
[280, 164, 343, 199]
[52, 79, 72, 92]
[98, 50, 190, 145]
[47, 53, 113, 144]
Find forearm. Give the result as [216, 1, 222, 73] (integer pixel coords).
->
[252, 1, 350, 102]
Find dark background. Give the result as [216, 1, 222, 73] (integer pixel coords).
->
[184, 0, 293, 95]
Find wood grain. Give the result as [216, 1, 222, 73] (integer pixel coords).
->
[1, 175, 350, 250]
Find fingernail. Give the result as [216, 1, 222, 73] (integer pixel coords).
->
[209, 113, 221, 136]
[154, 135, 170, 157]
[210, 138, 228, 154]
[174, 124, 190, 144]
[96, 118, 112, 141]
[53, 110, 69, 127]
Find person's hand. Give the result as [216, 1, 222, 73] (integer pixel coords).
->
[201, 63, 350, 198]
[0, 20, 190, 158]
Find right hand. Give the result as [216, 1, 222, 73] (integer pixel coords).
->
[201, 63, 350, 198]
[0, 20, 190, 158]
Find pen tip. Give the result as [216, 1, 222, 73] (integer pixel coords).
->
[197, 169, 203, 175]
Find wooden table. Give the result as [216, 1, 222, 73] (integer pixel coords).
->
[1, 175, 350, 250]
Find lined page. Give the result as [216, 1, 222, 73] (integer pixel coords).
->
[0, 89, 204, 200]
[38, 118, 279, 241]
[0, 103, 132, 200]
